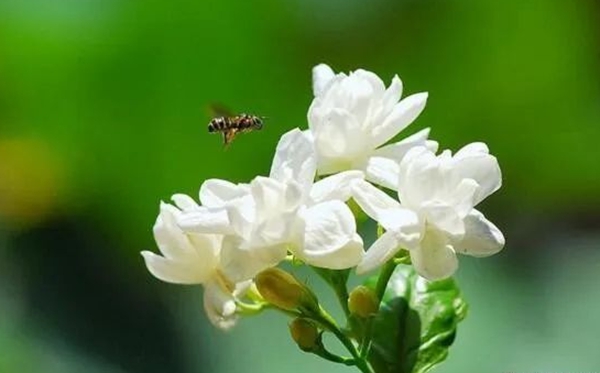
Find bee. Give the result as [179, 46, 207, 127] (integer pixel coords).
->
[208, 104, 265, 147]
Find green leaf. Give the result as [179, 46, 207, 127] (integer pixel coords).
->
[365, 265, 468, 373]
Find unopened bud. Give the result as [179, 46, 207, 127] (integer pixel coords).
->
[348, 285, 379, 318]
[289, 318, 320, 352]
[255, 268, 319, 312]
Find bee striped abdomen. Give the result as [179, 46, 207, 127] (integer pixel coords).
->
[208, 117, 230, 132]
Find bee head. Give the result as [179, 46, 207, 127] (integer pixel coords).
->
[254, 116, 265, 130]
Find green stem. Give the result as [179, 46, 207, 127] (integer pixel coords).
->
[333, 282, 351, 318]
[312, 348, 356, 366]
[374, 260, 397, 303]
[359, 317, 374, 358]
[393, 250, 412, 265]
[266, 304, 303, 319]
[235, 301, 267, 316]
[266, 304, 360, 368]
[316, 308, 374, 373]
[269, 301, 371, 372]
[360, 253, 400, 360]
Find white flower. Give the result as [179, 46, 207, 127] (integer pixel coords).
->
[352, 143, 504, 280]
[178, 129, 365, 282]
[141, 198, 248, 329]
[308, 63, 438, 189]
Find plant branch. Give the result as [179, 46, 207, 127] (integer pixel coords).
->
[315, 308, 374, 373]
[312, 347, 356, 366]
[374, 260, 397, 303]
[359, 317, 374, 358]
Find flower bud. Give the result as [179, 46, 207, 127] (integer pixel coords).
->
[289, 318, 320, 352]
[255, 268, 319, 312]
[348, 285, 379, 318]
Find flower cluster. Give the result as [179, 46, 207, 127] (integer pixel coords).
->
[142, 64, 504, 330]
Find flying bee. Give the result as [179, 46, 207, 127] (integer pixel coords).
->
[207, 104, 265, 147]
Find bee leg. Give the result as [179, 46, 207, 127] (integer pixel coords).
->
[223, 129, 237, 148]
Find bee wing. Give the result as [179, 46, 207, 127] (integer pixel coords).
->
[209, 103, 235, 118]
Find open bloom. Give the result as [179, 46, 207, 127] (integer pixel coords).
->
[308, 63, 437, 189]
[178, 128, 365, 282]
[141, 199, 248, 329]
[352, 143, 504, 280]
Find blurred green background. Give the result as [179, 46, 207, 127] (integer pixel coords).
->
[1, 0, 599, 372]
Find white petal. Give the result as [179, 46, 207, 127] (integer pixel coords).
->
[352, 179, 421, 235]
[352, 69, 386, 97]
[350, 179, 402, 224]
[153, 202, 207, 261]
[371, 92, 428, 148]
[251, 177, 285, 209]
[176, 207, 232, 235]
[311, 108, 364, 159]
[141, 251, 210, 284]
[454, 210, 504, 257]
[380, 75, 403, 114]
[250, 177, 287, 217]
[374, 128, 433, 161]
[226, 194, 256, 239]
[452, 142, 502, 205]
[312, 63, 336, 97]
[188, 233, 221, 259]
[421, 201, 465, 237]
[446, 178, 479, 219]
[253, 209, 302, 246]
[356, 232, 400, 274]
[152, 204, 184, 257]
[220, 236, 287, 282]
[203, 280, 238, 330]
[378, 208, 422, 246]
[455, 142, 489, 156]
[397, 146, 442, 208]
[410, 228, 458, 280]
[300, 233, 364, 270]
[152, 202, 220, 270]
[346, 70, 386, 125]
[364, 156, 400, 190]
[425, 139, 439, 153]
[310, 170, 364, 204]
[284, 182, 304, 211]
[269, 128, 316, 192]
[299, 201, 364, 269]
[200, 179, 248, 207]
[171, 194, 199, 211]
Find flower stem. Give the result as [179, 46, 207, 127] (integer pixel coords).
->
[359, 317, 374, 358]
[315, 308, 374, 373]
[331, 280, 351, 319]
[358, 258, 399, 360]
[374, 260, 397, 303]
[312, 347, 356, 366]
[235, 299, 270, 316]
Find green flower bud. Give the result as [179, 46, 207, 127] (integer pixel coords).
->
[348, 285, 379, 318]
[289, 318, 320, 352]
[255, 268, 319, 313]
